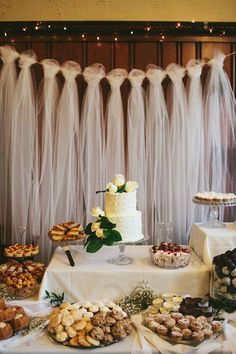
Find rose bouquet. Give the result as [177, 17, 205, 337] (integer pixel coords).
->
[96, 174, 139, 194]
[84, 207, 122, 253]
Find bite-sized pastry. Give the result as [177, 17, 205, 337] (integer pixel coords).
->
[56, 331, 68, 342]
[111, 323, 127, 340]
[171, 330, 183, 341]
[203, 328, 213, 338]
[177, 318, 190, 329]
[86, 335, 100, 346]
[90, 326, 105, 341]
[0, 307, 16, 322]
[171, 312, 183, 320]
[164, 318, 176, 329]
[111, 308, 125, 321]
[102, 333, 114, 344]
[0, 299, 6, 310]
[182, 328, 192, 338]
[192, 331, 204, 341]
[190, 319, 203, 332]
[10, 313, 30, 331]
[104, 316, 116, 326]
[0, 322, 13, 340]
[211, 321, 223, 332]
[66, 326, 77, 338]
[48, 222, 85, 242]
[73, 320, 87, 331]
[61, 314, 74, 327]
[120, 319, 132, 335]
[156, 324, 168, 336]
[91, 312, 107, 326]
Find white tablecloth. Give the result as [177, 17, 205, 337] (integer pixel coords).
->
[38, 245, 210, 302]
[189, 223, 236, 268]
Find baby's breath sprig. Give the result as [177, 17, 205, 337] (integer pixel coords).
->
[116, 281, 156, 316]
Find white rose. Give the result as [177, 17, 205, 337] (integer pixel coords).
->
[125, 181, 139, 192]
[96, 229, 104, 238]
[90, 207, 105, 218]
[91, 222, 100, 232]
[113, 174, 125, 187]
[106, 182, 118, 193]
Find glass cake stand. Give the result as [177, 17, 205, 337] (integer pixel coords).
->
[107, 235, 149, 265]
[193, 197, 236, 228]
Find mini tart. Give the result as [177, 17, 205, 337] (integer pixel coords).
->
[11, 313, 30, 331]
[0, 299, 6, 310]
[0, 322, 13, 340]
[0, 307, 17, 322]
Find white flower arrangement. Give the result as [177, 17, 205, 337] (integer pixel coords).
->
[85, 207, 122, 253]
[96, 174, 139, 194]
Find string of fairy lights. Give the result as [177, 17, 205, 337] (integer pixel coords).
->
[0, 21, 234, 41]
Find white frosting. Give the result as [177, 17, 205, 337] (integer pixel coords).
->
[104, 191, 143, 242]
[105, 191, 137, 215]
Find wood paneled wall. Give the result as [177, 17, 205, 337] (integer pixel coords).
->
[1, 34, 236, 93]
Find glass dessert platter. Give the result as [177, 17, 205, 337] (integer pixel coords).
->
[107, 235, 149, 265]
[192, 197, 236, 228]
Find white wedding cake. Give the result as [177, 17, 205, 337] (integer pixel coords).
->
[104, 175, 143, 243]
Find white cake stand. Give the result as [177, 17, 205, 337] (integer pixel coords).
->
[193, 197, 236, 228]
[107, 235, 149, 265]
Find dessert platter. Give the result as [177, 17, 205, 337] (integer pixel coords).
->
[4, 243, 39, 260]
[0, 260, 46, 299]
[212, 248, 236, 301]
[193, 192, 236, 228]
[48, 222, 85, 266]
[143, 293, 223, 346]
[47, 300, 132, 348]
[150, 242, 191, 268]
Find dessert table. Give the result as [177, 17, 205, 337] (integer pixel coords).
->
[189, 223, 236, 268]
[38, 245, 210, 302]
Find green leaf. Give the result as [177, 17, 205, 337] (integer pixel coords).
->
[84, 234, 96, 247]
[111, 230, 122, 242]
[103, 237, 114, 246]
[117, 184, 126, 193]
[86, 238, 103, 253]
[85, 223, 92, 235]
[100, 216, 116, 229]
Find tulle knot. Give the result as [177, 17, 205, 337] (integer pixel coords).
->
[19, 50, 37, 68]
[186, 60, 203, 78]
[166, 63, 185, 82]
[61, 61, 81, 82]
[41, 59, 60, 78]
[146, 65, 166, 84]
[83, 63, 105, 86]
[106, 68, 127, 89]
[0, 45, 19, 63]
[128, 69, 145, 88]
[208, 50, 225, 69]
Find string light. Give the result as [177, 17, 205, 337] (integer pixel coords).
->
[146, 26, 151, 31]
[4, 32, 7, 37]
[82, 34, 85, 38]
[176, 22, 181, 28]
[97, 36, 100, 40]
[114, 36, 118, 41]
[161, 35, 165, 39]
[209, 28, 213, 33]
[35, 25, 39, 30]
[64, 26, 67, 30]
[48, 24, 51, 28]
[192, 19, 195, 23]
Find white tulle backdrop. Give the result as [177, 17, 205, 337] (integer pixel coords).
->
[0, 46, 236, 263]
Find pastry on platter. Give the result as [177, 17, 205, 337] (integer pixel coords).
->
[48, 300, 131, 348]
[48, 222, 85, 242]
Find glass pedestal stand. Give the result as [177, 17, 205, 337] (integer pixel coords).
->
[107, 236, 149, 265]
[193, 197, 236, 228]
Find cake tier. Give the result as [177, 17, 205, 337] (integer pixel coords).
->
[107, 211, 143, 243]
[105, 191, 137, 216]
